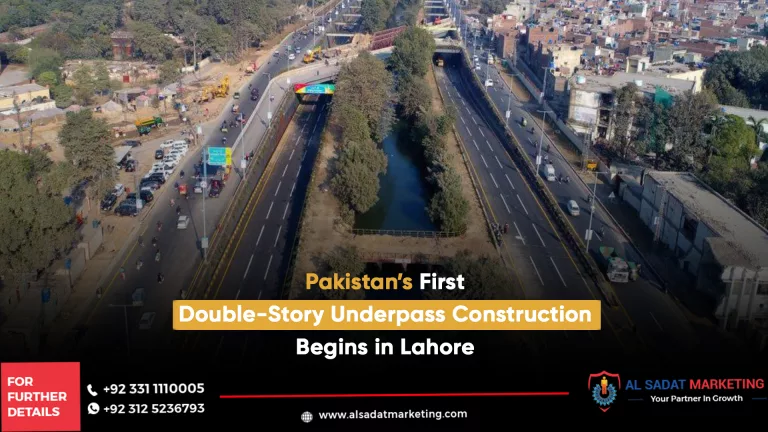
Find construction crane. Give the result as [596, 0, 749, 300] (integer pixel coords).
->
[303, 46, 322, 63]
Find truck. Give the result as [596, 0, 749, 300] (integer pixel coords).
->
[303, 46, 322, 63]
[134, 116, 164, 135]
[436, 56, 444, 67]
[599, 246, 641, 283]
[544, 163, 556, 181]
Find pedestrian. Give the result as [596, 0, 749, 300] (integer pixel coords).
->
[119, 267, 126, 280]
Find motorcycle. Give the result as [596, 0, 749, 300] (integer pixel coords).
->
[155, 251, 161, 262]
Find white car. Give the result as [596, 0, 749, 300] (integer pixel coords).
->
[288, 53, 296, 61]
[161, 139, 187, 149]
[163, 156, 181, 167]
[567, 200, 580, 216]
[177, 215, 190, 229]
[139, 312, 155, 330]
[171, 143, 188, 152]
[485, 79, 494, 87]
[475, 63, 481, 71]
[168, 149, 186, 159]
[112, 184, 125, 197]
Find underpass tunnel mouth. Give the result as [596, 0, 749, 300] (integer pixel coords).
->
[433, 53, 463, 68]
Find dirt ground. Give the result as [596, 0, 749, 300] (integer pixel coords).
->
[289, 65, 495, 299]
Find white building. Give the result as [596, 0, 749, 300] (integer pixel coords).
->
[501, 0, 536, 22]
[638, 171, 768, 330]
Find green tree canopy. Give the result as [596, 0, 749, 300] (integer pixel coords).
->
[331, 140, 388, 214]
[479, 0, 505, 15]
[129, 21, 176, 62]
[389, 27, 436, 80]
[58, 110, 115, 196]
[398, 75, 432, 120]
[334, 52, 392, 140]
[423, 250, 506, 300]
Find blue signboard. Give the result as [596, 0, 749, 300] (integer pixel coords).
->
[208, 147, 227, 166]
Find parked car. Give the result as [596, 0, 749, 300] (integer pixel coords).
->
[155, 149, 165, 160]
[144, 173, 167, 184]
[567, 200, 580, 216]
[168, 149, 186, 159]
[163, 155, 181, 167]
[100, 193, 118, 211]
[171, 142, 189, 152]
[124, 140, 142, 147]
[160, 139, 185, 149]
[127, 190, 154, 203]
[125, 159, 138, 172]
[140, 182, 161, 193]
[113, 184, 125, 197]
[114, 203, 138, 216]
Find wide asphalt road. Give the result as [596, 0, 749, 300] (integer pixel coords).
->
[189, 97, 329, 361]
[72, 39, 343, 358]
[462, 41, 697, 354]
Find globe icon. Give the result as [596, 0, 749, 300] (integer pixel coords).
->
[301, 411, 313, 423]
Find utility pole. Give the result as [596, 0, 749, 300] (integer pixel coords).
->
[201, 144, 208, 260]
[536, 110, 554, 175]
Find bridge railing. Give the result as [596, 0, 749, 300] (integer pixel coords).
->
[350, 229, 463, 238]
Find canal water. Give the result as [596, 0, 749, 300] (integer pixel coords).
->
[354, 123, 436, 231]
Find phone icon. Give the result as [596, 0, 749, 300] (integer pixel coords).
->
[87, 385, 98, 397]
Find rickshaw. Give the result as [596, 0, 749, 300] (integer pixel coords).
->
[178, 183, 188, 197]
[232, 104, 239, 114]
[521, 117, 527, 127]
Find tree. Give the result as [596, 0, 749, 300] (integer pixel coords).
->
[428, 169, 469, 233]
[325, 246, 366, 277]
[422, 250, 505, 300]
[479, 0, 505, 15]
[710, 114, 757, 167]
[637, 101, 671, 169]
[27, 48, 63, 80]
[331, 140, 388, 213]
[52, 84, 74, 108]
[71, 65, 96, 105]
[93, 61, 111, 95]
[398, 75, 432, 120]
[36, 71, 59, 88]
[389, 27, 436, 80]
[610, 83, 642, 159]
[58, 110, 115, 197]
[130, 21, 175, 62]
[360, 0, 392, 33]
[130, 0, 172, 30]
[747, 116, 767, 147]
[334, 52, 392, 140]
[159, 59, 182, 85]
[0, 151, 77, 281]
[666, 89, 719, 170]
[704, 46, 768, 109]
[333, 104, 371, 145]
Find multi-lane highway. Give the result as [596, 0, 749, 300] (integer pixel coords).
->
[456, 40, 698, 353]
[188, 97, 328, 360]
[71, 12, 348, 357]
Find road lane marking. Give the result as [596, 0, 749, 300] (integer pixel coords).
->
[529, 257, 544, 285]
[465, 107, 471, 115]
[282, 165, 288, 177]
[296, 166, 301, 178]
[505, 173, 515, 190]
[480, 155, 488, 168]
[550, 257, 567, 286]
[258, 291, 262, 300]
[494, 155, 503, 168]
[479, 129, 485, 138]
[486, 140, 493, 152]
[274, 181, 282, 196]
[514, 222, 525, 245]
[461, 99, 466, 106]
[489, 173, 499, 188]
[265, 202, 274, 219]
[282, 202, 290, 219]
[472, 117, 478, 125]
[264, 254, 273, 280]
[532, 224, 545, 247]
[255, 225, 265, 246]
[243, 254, 254, 280]
[289, 149, 295, 160]
[236, 288, 241, 299]
[466, 126, 472, 137]
[290, 181, 296, 197]
[460, 116, 466, 125]
[472, 139, 479, 150]
[274, 225, 282, 247]
[516, 194, 529, 215]
[311, 121, 319, 134]
[650, 313, 664, 331]
[500, 194, 511, 214]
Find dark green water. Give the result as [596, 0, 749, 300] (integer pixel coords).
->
[354, 123, 436, 231]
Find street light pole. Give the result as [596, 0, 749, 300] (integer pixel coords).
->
[202, 143, 208, 260]
[535, 110, 554, 174]
[585, 171, 609, 252]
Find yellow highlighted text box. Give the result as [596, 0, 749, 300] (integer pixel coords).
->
[173, 300, 601, 331]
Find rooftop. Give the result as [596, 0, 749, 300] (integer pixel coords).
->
[648, 171, 768, 268]
[572, 71, 697, 95]
[0, 83, 48, 98]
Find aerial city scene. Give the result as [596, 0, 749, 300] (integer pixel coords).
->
[1, 0, 767, 394]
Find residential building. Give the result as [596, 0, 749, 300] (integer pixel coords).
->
[637, 171, 768, 330]
[0, 84, 51, 111]
[501, 0, 536, 22]
[111, 31, 135, 60]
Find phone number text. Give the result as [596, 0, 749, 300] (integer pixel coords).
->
[104, 404, 205, 414]
[104, 383, 205, 395]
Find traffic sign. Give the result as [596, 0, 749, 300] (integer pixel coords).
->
[208, 147, 227, 166]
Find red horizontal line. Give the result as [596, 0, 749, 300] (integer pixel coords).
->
[220, 392, 569, 399]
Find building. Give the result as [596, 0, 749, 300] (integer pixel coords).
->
[547, 44, 583, 77]
[111, 31, 135, 60]
[638, 171, 768, 330]
[501, 0, 536, 22]
[0, 83, 51, 111]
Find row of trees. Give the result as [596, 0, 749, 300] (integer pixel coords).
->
[0, 109, 115, 281]
[329, 52, 391, 218]
[705, 45, 768, 110]
[607, 83, 768, 227]
[390, 27, 470, 233]
[360, 0, 420, 33]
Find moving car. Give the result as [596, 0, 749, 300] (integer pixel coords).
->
[484, 78, 493, 87]
[475, 63, 481, 71]
[124, 140, 142, 147]
[233, 91, 240, 100]
[177, 215, 190, 229]
[139, 312, 156, 330]
[288, 53, 296, 61]
[567, 200, 580, 216]
[155, 149, 165, 160]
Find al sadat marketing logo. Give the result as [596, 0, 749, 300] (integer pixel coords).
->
[588, 371, 621, 412]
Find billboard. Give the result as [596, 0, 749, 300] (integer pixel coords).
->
[208, 147, 232, 166]
[293, 83, 336, 94]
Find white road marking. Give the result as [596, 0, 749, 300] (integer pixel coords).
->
[514, 222, 525, 245]
[516, 194, 529, 215]
[529, 256, 544, 285]
[550, 257, 567, 286]
[505, 173, 515, 190]
[282, 202, 289, 220]
[282, 165, 288, 178]
[494, 155, 503, 168]
[479, 129, 485, 138]
[532, 224, 545, 247]
[486, 140, 493, 152]
[235, 289, 241, 299]
[264, 254, 273, 280]
[489, 173, 499, 188]
[466, 126, 472, 137]
[274, 181, 282, 196]
[289, 148, 295, 160]
[650, 312, 664, 331]
[243, 254, 254, 280]
[480, 155, 488, 168]
[461, 99, 466, 106]
[473, 139, 479, 150]
[265, 202, 274, 219]
[290, 182, 296, 198]
[274, 225, 282, 247]
[500, 194, 511, 214]
[255, 225, 265, 246]
[311, 121, 319, 134]
[461, 116, 466, 125]
[258, 291, 262, 300]
[465, 107, 471, 115]
[296, 166, 301, 178]
[472, 117, 478, 125]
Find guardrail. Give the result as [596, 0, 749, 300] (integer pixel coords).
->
[350, 229, 463, 238]
[456, 48, 619, 307]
